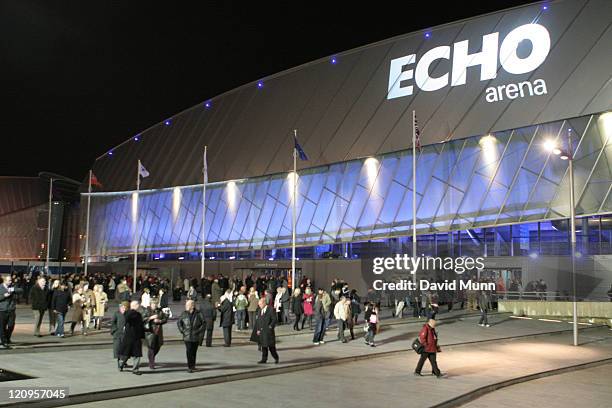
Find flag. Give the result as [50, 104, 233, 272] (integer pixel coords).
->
[413, 115, 422, 151]
[203, 148, 208, 184]
[90, 172, 103, 188]
[294, 136, 308, 161]
[139, 162, 150, 179]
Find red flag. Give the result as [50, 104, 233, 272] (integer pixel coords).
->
[90, 173, 103, 188]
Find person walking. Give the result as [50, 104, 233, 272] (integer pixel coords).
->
[142, 298, 168, 369]
[364, 302, 378, 347]
[47, 280, 60, 335]
[247, 287, 259, 330]
[414, 319, 443, 378]
[51, 283, 70, 338]
[218, 290, 234, 347]
[67, 286, 85, 336]
[478, 290, 491, 327]
[177, 300, 205, 372]
[312, 288, 327, 345]
[199, 294, 216, 347]
[234, 290, 248, 331]
[111, 301, 127, 369]
[30, 276, 48, 337]
[0, 275, 24, 348]
[119, 301, 145, 375]
[334, 296, 348, 343]
[251, 297, 279, 364]
[291, 288, 303, 331]
[93, 284, 108, 330]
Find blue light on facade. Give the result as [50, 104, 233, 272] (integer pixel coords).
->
[257, 81, 264, 89]
[164, 120, 171, 126]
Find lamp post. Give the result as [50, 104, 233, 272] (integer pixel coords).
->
[544, 129, 578, 346]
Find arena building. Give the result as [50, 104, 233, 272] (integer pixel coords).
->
[74, 0, 612, 295]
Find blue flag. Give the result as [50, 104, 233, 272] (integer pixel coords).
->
[294, 136, 308, 161]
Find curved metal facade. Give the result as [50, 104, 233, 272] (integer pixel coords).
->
[90, 0, 612, 192]
[85, 112, 612, 256]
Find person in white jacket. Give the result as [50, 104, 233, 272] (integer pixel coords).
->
[334, 296, 348, 343]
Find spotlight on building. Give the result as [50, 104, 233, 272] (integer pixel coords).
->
[543, 139, 558, 152]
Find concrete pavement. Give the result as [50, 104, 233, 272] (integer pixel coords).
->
[0, 311, 611, 407]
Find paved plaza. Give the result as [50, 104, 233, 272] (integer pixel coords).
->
[1, 303, 611, 407]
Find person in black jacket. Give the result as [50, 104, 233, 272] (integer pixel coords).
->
[46, 280, 59, 335]
[0, 275, 24, 348]
[291, 288, 303, 331]
[250, 297, 279, 364]
[199, 294, 216, 347]
[51, 283, 71, 338]
[218, 290, 234, 347]
[111, 302, 127, 369]
[119, 301, 145, 375]
[30, 277, 48, 337]
[142, 298, 168, 369]
[177, 300, 205, 372]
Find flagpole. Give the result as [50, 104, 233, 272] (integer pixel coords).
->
[84, 170, 92, 277]
[291, 129, 297, 291]
[45, 177, 54, 274]
[412, 110, 417, 285]
[201, 146, 207, 279]
[133, 160, 140, 293]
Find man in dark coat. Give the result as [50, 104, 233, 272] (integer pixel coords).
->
[177, 300, 205, 372]
[199, 294, 216, 347]
[51, 283, 71, 337]
[0, 275, 24, 348]
[119, 301, 145, 375]
[111, 302, 127, 369]
[29, 277, 48, 337]
[218, 291, 234, 347]
[251, 297, 279, 364]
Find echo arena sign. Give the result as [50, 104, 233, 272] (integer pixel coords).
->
[387, 23, 550, 103]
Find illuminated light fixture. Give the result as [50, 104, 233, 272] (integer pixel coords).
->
[257, 81, 264, 88]
[424, 32, 431, 38]
[268, 257, 274, 261]
[209, 256, 216, 260]
[331, 56, 337, 64]
[227, 181, 238, 211]
[228, 255, 236, 260]
[529, 252, 538, 259]
[164, 119, 171, 126]
[479, 134, 498, 168]
[552, 147, 562, 155]
[108, 151, 113, 156]
[543, 139, 557, 152]
[204, 101, 211, 108]
[559, 153, 570, 160]
[134, 135, 140, 141]
[178, 256, 185, 260]
[364, 157, 379, 190]
[172, 187, 181, 221]
[597, 111, 612, 142]
[542, 5, 548, 10]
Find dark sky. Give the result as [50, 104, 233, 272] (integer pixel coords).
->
[0, 0, 535, 181]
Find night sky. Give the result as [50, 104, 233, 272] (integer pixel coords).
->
[0, 1, 535, 181]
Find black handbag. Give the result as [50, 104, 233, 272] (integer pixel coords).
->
[412, 337, 424, 354]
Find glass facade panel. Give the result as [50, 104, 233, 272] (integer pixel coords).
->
[85, 112, 612, 256]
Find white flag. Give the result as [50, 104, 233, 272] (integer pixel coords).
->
[139, 162, 150, 178]
[203, 148, 208, 184]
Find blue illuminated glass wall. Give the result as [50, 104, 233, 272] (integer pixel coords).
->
[84, 112, 612, 257]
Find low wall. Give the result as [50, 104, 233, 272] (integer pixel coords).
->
[499, 300, 612, 319]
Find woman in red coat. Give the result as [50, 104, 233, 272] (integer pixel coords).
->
[414, 319, 443, 378]
[302, 288, 315, 330]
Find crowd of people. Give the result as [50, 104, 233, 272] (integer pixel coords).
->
[3, 270, 521, 378]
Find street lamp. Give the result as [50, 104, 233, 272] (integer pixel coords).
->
[543, 130, 578, 346]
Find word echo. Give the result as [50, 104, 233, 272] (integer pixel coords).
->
[387, 23, 551, 103]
